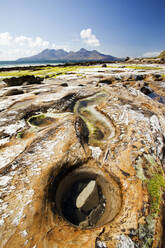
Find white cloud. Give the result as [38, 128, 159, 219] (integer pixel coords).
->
[80, 28, 100, 47]
[142, 51, 160, 58]
[0, 32, 12, 46]
[0, 32, 67, 60]
[51, 43, 69, 51]
[14, 36, 50, 48]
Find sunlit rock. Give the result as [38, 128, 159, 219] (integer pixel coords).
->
[0, 63, 165, 247]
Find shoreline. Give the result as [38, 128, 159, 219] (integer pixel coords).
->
[0, 60, 116, 72]
[0, 57, 165, 72]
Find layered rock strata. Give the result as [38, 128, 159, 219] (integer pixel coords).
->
[0, 65, 165, 248]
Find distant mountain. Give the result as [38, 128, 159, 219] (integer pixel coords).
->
[17, 48, 120, 62]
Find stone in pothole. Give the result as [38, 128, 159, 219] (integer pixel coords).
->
[76, 180, 99, 212]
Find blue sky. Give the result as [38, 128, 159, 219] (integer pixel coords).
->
[0, 0, 165, 60]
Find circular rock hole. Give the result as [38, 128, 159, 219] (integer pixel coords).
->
[55, 167, 121, 229]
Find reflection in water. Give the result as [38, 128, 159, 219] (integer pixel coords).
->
[148, 92, 165, 105]
[141, 85, 165, 105]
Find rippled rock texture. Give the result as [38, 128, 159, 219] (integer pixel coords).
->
[0, 64, 165, 248]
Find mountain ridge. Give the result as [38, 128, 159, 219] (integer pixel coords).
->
[17, 48, 120, 62]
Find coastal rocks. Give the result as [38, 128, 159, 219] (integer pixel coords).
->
[99, 77, 114, 85]
[0, 64, 165, 248]
[4, 88, 24, 96]
[141, 85, 153, 95]
[4, 75, 43, 87]
[124, 57, 165, 64]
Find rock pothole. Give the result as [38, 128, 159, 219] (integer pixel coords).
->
[54, 167, 122, 229]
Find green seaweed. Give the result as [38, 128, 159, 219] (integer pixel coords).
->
[0, 65, 91, 79]
[146, 173, 165, 216]
[27, 113, 46, 127]
[16, 131, 25, 139]
[0, 64, 163, 80]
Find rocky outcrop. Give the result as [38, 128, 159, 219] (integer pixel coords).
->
[126, 57, 165, 64]
[0, 64, 165, 248]
[159, 50, 165, 59]
[4, 75, 43, 87]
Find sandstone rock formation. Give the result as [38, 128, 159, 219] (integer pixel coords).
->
[0, 63, 165, 248]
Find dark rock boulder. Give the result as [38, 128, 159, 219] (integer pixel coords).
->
[124, 56, 130, 61]
[4, 75, 44, 87]
[60, 83, 68, 87]
[4, 88, 24, 96]
[141, 86, 153, 95]
[133, 75, 144, 81]
[99, 77, 115, 85]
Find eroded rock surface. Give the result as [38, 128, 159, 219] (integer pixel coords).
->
[0, 63, 165, 248]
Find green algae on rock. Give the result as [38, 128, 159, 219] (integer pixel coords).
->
[146, 174, 165, 216]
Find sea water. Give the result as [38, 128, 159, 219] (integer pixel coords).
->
[0, 60, 64, 68]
